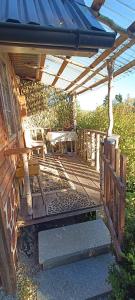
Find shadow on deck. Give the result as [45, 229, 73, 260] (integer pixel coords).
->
[18, 155, 102, 227]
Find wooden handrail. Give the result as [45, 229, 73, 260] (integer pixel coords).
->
[4, 148, 31, 156]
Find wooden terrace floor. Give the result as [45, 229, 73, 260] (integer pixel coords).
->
[18, 155, 101, 227]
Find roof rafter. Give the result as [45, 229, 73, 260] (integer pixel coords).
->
[70, 39, 135, 93]
[54, 56, 106, 79]
[36, 54, 46, 81]
[77, 59, 135, 95]
[91, 3, 135, 39]
[91, 0, 105, 12]
[44, 71, 86, 89]
[51, 56, 70, 86]
[65, 35, 127, 91]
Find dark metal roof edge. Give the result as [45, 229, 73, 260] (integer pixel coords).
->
[0, 21, 116, 36]
[0, 23, 116, 50]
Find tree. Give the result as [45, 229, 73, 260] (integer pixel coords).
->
[103, 95, 109, 106]
[115, 93, 123, 104]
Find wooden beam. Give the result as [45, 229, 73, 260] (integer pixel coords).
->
[65, 35, 127, 91]
[71, 38, 134, 93]
[4, 148, 31, 156]
[107, 59, 114, 136]
[56, 56, 86, 69]
[36, 54, 46, 81]
[77, 59, 135, 95]
[93, 14, 135, 39]
[22, 153, 33, 216]
[52, 56, 70, 86]
[17, 205, 101, 228]
[44, 70, 86, 89]
[56, 56, 106, 79]
[91, 0, 105, 12]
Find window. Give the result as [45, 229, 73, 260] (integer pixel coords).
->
[0, 62, 15, 137]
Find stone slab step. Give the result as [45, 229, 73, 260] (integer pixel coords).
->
[38, 219, 111, 268]
[36, 253, 114, 300]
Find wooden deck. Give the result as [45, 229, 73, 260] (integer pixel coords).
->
[18, 155, 101, 227]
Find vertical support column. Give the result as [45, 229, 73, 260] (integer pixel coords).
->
[22, 153, 32, 216]
[71, 93, 77, 130]
[107, 59, 114, 137]
[96, 133, 100, 171]
[91, 132, 95, 166]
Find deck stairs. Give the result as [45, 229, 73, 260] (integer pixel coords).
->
[36, 218, 114, 300]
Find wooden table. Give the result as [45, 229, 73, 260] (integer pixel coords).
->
[46, 131, 77, 154]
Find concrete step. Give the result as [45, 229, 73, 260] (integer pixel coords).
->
[36, 253, 114, 300]
[38, 219, 111, 269]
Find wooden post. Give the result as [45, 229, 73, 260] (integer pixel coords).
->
[91, 132, 95, 166]
[107, 59, 115, 136]
[118, 155, 126, 245]
[72, 94, 77, 130]
[0, 209, 16, 294]
[22, 153, 32, 216]
[96, 133, 100, 171]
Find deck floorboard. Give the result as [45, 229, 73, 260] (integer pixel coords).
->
[18, 155, 101, 226]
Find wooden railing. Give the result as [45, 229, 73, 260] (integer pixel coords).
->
[77, 129, 126, 259]
[100, 139, 126, 260]
[77, 129, 106, 171]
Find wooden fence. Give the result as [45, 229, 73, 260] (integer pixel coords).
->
[77, 129, 126, 260]
[77, 129, 106, 171]
[100, 139, 126, 260]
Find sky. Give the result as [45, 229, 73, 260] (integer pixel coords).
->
[78, 72, 135, 111]
[77, 0, 135, 111]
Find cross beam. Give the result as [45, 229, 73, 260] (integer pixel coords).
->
[71, 38, 135, 94]
[65, 35, 127, 92]
[91, 0, 105, 12]
[77, 59, 135, 95]
[52, 56, 70, 86]
[36, 54, 46, 81]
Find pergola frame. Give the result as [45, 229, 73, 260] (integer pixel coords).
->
[32, 0, 134, 96]
[7, 0, 135, 96]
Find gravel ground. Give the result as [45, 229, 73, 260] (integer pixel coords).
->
[0, 290, 16, 300]
[0, 226, 40, 300]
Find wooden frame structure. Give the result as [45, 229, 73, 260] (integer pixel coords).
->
[7, 1, 134, 96]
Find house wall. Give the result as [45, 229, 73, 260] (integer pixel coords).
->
[0, 53, 23, 293]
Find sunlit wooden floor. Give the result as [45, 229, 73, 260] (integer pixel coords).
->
[18, 154, 101, 227]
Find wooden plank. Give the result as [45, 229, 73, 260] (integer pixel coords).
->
[58, 159, 86, 194]
[52, 57, 70, 86]
[22, 153, 32, 216]
[19, 196, 31, 220]
[66, 35, 127, 91]
[32, 194, 46, 219]
[77, 59, 135, 95]
[101, 194, 123, 261]
[0, 208, 16, 294]
[107, 59, 114, 136]
[102, 155, 124, 193]
[17, 204, 101, 228]
[95, 133, 100, 172]
[91, 0, 105, 12]
[118, 155, 126, 244]
[4, 147, 31, 156]
[36, 54, 46, 81]
[110, 145, 116, 226]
